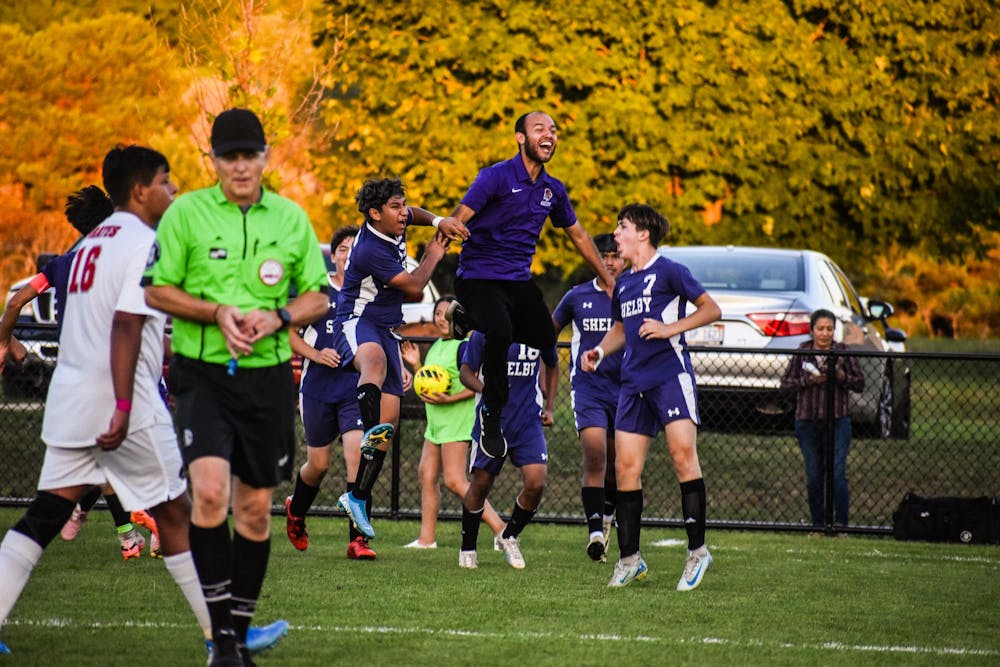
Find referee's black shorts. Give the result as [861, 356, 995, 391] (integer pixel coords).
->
[168, 354, 296, 488]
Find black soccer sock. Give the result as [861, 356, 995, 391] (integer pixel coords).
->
[189, 522, 235, 640]
[356, 382, 382, 432]
[502, 499, 536, 540]
[231, 531, 270, 642]
[354, 447, 386, 499]
[603, 481, 618, 518]
[12, 491, 77, 549]
[104, 493, 132, 529]
[346, 482, 362, 541]
[461, 505, 484, 551]
[289, 472, 319, 518]
[79, 486, 102, 513]
[582, 486, 605, 534]
[680, 478, 707, 551]
[616, 489, 643, 559]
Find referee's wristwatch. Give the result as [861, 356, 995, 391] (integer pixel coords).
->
[275, 307, 292, 331]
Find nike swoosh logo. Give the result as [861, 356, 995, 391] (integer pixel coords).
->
[685, 561, 704, 586]
[511, 188, 523, 193]
[277, 455, 289, 467]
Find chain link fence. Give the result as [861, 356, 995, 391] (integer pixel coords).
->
[1, 343, 997, 535]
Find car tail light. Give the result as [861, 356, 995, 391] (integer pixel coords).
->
[747, 311, 811, 336]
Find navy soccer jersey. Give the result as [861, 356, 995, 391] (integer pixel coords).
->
[461, 331, 557, 445]
[335, 215, 412, 329]
[40, 251, 77, 336]
[552, 278, 622, 394]
[457, 154, 576, 282]
[300, 289, 360, 404]
[613, 254, 707, 393]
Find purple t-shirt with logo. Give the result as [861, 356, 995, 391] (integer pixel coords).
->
[613, 254, 706, 393]
[457, 154, 576, 281]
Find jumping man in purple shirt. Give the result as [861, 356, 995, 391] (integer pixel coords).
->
[582, 204, 721, 591]
[441, 111, 616, 460]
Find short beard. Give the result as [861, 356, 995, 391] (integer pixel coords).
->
[524, 141, 555, 164]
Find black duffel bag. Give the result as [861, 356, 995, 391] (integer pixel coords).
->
[892, 492, 1000, 544]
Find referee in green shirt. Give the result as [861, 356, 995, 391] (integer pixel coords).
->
[144, 108, 327, 665]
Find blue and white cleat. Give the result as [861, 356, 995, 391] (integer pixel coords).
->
[338, 491, 374, 539]
[246, 619, 289, 653]
[676, 546, 712, 591]
[607, 554, 648, 588]
[0, 639, 10, 654]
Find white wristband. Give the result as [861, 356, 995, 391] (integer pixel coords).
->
[593, 346, 605, 368]
[431, 216, 443, 229]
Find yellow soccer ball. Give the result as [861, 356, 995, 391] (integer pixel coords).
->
[414, 364, 451, 397]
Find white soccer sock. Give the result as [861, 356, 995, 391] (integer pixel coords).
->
[163, 551, 212, 639]
[0, 530, 44, 626]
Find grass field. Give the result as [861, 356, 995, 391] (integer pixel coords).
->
[0, 508, 997, 666]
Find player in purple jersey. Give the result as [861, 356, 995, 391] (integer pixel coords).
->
[552, 233, 626, 563]
[456, 332, 558, 570]
[438, 111, 615, 461]
[582, 204, 721, 590]
[284, 226, 382, 560]
[332, 178, 454, 541]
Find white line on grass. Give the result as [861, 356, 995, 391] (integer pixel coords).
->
[7, 618, 999, 658]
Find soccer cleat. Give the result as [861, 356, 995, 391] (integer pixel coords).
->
[60, 505, 88, 541]
[130, 510, 161, 559]
[458, 550, 478, 569]
[284, 496, 309, 551]
[0, 639, 9, 654]
[246, 619, 289, 654]
[207, 633, 243, 666]
[676, 545, 713, 591]
[338, 492, 375, 539]
[403, 539, 437, 549]
[347, 536, 377, 560]
[445, 300, 470, 340]
[478, 407, 508, 459]
[361, 422, 395, 450]
[493, 534, 503, 552]
[118, 529, 146, 561]
[496, 534, 525, 570]
[586, 531, 607, 563]
[607, 555, 648, 588]
[149, 531, 163, 559]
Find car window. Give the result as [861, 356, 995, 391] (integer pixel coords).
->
[672, 252, 803, 291]
[830, 263, 865, 318]
[817, 261, 850, 311]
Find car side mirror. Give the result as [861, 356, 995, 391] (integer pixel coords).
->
[866, 299, 894, 322]
[885, 327, 907, 343]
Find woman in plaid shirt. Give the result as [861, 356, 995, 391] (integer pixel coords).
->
[781, 309, 864, 527]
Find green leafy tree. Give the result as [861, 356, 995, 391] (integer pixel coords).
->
[312, 0, 998, 277]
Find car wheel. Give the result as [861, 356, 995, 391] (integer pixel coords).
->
[890, 366, 911, 440]
[877, 372, 894, 439]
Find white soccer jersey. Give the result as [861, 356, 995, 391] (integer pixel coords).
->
[41, 211, 171, 447]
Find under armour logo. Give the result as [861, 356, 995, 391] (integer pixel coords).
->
[582, 302, 593, 309]
[183, 429, 194, 447]
[668, 407, 680, 417]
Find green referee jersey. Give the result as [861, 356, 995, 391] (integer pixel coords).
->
[145, 182, 327, 368]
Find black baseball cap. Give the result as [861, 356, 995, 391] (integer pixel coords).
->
[210, 108, 267, 156]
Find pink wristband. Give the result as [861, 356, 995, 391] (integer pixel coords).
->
[115, 399, 132, 413]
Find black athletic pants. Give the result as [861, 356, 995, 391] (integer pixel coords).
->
[454, 278, 556, 412]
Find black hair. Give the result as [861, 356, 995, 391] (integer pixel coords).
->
[64, 185, 113, 236]
[810, 309, 836, 329]
[102, 145, 169, 207]
[593, 232, 618, 255]
[514, 110, 548, 135]
[330, 225, 359, 249]
[355, 178, 405, 225]
[617, 203, 669, 247]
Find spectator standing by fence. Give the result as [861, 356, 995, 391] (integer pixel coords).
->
[780, 309, 864, 527]
[400, 296, 506, 549]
